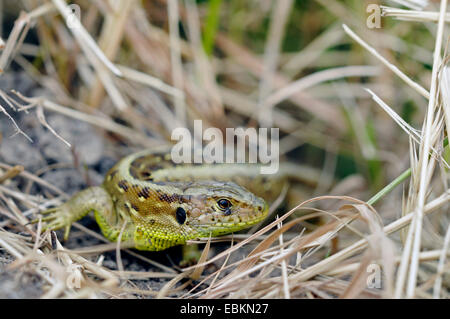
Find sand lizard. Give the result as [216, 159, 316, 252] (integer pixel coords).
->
[35, 149, 317, 251]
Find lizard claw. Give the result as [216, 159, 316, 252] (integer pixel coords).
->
[64, 224, 71, 240]
[39, 207, 59, 215]
[31, 203, 75, 240]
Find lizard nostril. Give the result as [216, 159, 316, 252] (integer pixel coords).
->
[258, 202, 268, 214]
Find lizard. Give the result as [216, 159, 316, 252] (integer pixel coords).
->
[33, 148, 320, 252]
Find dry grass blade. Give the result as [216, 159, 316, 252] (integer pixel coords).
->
[365, 88, 449, 169]
[51, 0, 122, 77]
[258, 0, 293, 127]
[116, 65, 184, 99]
[405, 0, 448, 298]
[0, 165, 23, 184]
[190, 237, 211, 280]
[168, 0, 186, 124]
[0, 90, 32, 141]
[36, 105, 71, 148]
[381, 6, 450, 23]
[266, 65, 380, 108]
[0, 11, 30, 73]
[342, 24, 430, 99]
[339, 204, 395, 298]
[87, 0, 134, 108]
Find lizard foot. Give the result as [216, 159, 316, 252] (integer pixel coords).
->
[30, 204, 75, 240]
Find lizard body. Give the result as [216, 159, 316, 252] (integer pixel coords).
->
[38, 149, 292, 251]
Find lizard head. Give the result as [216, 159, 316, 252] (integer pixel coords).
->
[130, 181, 269, 250]
[177, 181, 269, 238]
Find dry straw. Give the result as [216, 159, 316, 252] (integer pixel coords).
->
[0, 0, 448, 298]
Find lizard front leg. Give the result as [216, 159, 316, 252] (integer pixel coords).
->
[35, 187, 130, 241]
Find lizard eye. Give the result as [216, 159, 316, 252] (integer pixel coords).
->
[175, 207, 186, 224]
[217, 199, 232, 210]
